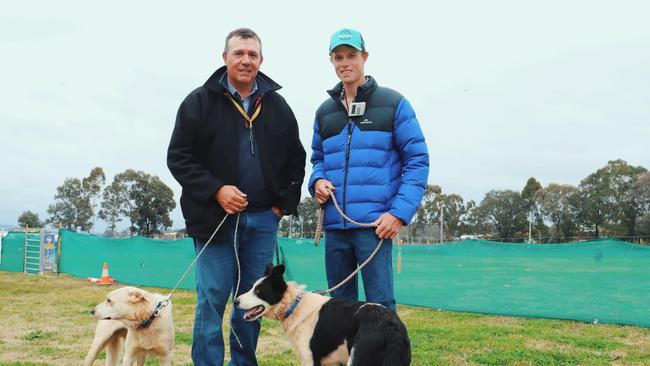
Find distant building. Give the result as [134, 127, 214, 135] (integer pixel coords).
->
[154, 230, 187, 241]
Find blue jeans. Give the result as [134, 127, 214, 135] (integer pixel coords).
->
[192, 209, 280, 366]
[325, 228, 396, 311]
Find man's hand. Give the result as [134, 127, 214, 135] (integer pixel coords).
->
[372, 213, 403, 240]
[272, 206, 283, 219]
[314, 179, 335, 204]
[215, 185, 248, 214]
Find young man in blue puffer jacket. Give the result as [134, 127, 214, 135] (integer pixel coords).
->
[309, 28, 429, 310]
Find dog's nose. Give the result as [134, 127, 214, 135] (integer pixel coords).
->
[233, 298, 240, 307]
[90, 308, 95, 315]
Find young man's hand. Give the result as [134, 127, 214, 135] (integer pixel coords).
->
[314, 179, 335, 204]
[215, 185, 248, 214]
[372, 213, 403, 240]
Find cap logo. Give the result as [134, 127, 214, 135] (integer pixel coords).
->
[338, 30, 352, 40]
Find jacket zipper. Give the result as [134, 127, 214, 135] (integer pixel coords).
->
[330, 89, 356, 229]
[342, 119, 353, 228]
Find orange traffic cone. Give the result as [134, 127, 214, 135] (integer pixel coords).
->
[96, 262, 116, 285]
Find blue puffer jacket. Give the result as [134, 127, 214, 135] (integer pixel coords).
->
[309, 76, 429, 230]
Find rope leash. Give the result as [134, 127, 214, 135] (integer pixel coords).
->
[313, 192, 385, 295]
[166, 214, 230, 300]
[140, 213, 245, 349]
[314, 190, 375, 246]
[231, 213, 244, 348]
[139, 214, 229, 328]
[137, 213, 229, 328]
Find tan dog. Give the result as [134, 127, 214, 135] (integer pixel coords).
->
[85, 286, 174, 366]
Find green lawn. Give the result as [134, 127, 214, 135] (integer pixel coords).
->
[0, 271, 648, 365]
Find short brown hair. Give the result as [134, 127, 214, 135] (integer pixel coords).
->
[224, 28, 263, 57]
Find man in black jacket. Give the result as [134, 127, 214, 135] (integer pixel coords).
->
[167, 28, 305, 366]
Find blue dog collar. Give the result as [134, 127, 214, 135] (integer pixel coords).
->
[284, 293, 303, 319]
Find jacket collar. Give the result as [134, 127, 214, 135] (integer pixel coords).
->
[204, 66, 281, 96]
[223, 76, 258, 100]
[327, 75, 378, 103]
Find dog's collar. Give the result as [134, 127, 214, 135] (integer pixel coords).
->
[284, 293, 303, 319]
[137, 299, 169, 329]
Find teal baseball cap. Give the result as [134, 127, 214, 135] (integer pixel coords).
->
[329, 28, 365, 54]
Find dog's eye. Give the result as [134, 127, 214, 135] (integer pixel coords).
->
[107, 298, 112, 304]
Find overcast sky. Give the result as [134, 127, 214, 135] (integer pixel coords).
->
[1, 1, 649, 231]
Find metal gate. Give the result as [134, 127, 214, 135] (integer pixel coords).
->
[23, 230, 58, 275]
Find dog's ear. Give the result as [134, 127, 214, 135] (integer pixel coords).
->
[270, 264, 288, 295]
[128, 290, 145, 303]
[271, 264, 285, 277]
[264, 263, 273, 276]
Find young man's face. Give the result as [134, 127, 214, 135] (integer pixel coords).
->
[223, 36, 263, 88]
[330, 45, 368, 85]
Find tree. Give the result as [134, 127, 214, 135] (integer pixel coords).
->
[46, 168, 105, 231]
[408, 185, 478, 241]
[18, 211, 42, 228]
[458, 200, 482, 235]
[279, 197, 340, 238]
[296, 197, 321, 237]
[98, 178, 128, 236]
[410, 184, 441, 240]
[536, 184, 579, 239]
[82, 167, 106, 232]
[633, 172, 650, 217]
[633, 172, 650, 238]
[521, 177, 543, 211]
[440, 193, 467, 239]
[521, 177, 547, 241]
[636, 214, 650, 237]
[47, 178, 91, 231]
[609, 161, 647, 236]
[476, 189, 527, 241]
[579, 160, 647, 236]
[278, 216, 292, 237]
[133, 174, 175, 236]
[577, 174, 609, 238]
[106, 169, 176, 236]
[427, 193, 472, 240]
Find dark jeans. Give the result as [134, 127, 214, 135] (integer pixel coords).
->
[324, 228, 396, 311]
[192, 209, 279, 366]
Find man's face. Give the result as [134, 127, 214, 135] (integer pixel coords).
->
[223, 36, 263, 88]
[330, 45, 368, 85]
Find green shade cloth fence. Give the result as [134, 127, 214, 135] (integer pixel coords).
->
[1, 230, 649, 327]
[0, 232, 26, 272]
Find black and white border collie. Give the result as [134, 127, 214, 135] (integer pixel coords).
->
[235, 264, 411, 366]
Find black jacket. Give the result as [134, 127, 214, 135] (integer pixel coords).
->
[167, 66, 306, 239]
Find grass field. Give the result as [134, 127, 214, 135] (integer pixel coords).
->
[0, 272, 649, 365]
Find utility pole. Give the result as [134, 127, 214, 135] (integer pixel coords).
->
[90, 197, 96, 234]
